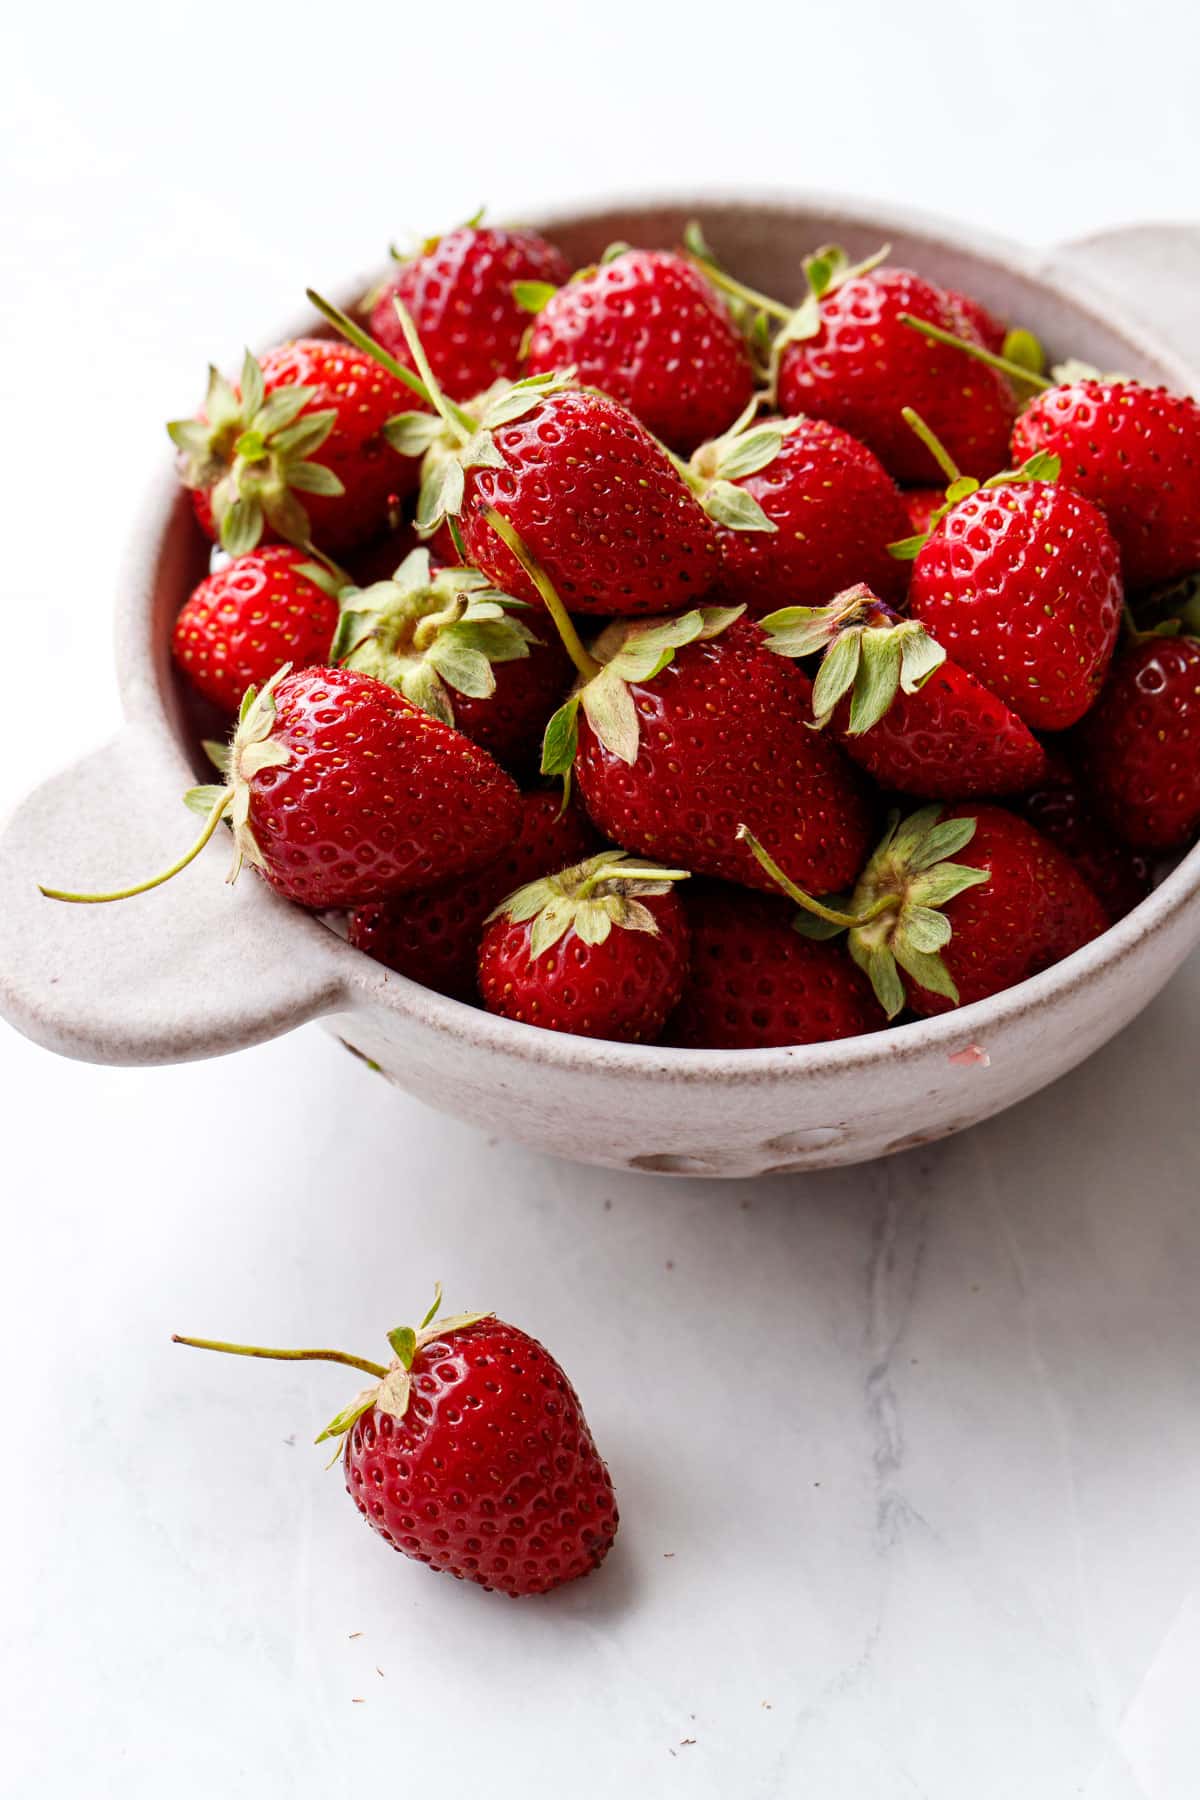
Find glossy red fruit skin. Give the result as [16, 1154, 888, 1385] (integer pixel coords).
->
[711, 417, 911, 613]
[946, 289, 1007, 354]
[1011, 381, 1200, 589]
[776, 268, 1016, 484]
[908, 481, 1123, 731]
[667, 884, 882, 1048]
[450, 634, 575, 774]
[369, 227, 571, 402]
[171, 546, 338, 713]
[478, 888, 688, 1042]
[190, 339, 417, 552]
[524, 249, 755, 455]
[575, 618, 874, 894]
[902, 487, 946, 537]
[349, 791, 601, 1001]
[458, 389, 719, 617]
[1073, 636, 1200, 851]
[246, 667, 521, 908]
[1012, 769, 1151, 922]
[908, 805, 1108, 1017]
[344, 1318, 617, 1598]
[831, 659, 1048, 798]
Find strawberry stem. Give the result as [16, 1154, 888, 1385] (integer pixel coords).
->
[304, 289, 434, 409]
[900, 407, 962, 483]
[689, 257, 793, 324]
[482, 508, 601, 681]
[897, 313, 1053, 390]
[736, 825, 898, 928]
[39, 789, 233, 905]
[386, 300, 477, 444]
[172, 1335, 390, 1380]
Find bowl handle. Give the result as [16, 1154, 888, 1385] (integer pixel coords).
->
[1046, 223, 1200, 368]
[0, 724, 350, 1065]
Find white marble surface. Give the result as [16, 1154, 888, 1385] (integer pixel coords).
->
[3, 2, 1200, 1794]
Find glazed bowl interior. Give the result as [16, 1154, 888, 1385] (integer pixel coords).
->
[114, 194, 1200, 1173]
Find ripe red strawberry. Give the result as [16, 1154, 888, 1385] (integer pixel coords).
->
[42, 665, 522, 912]
[762, 586, 1048, 798]
[1011, 755, 1151, 921]
[349, 788, 601, 1000]
[1011, 379, 1200, 588]
[540, 604, 873, 895]
[168, 341, 418, 555]
[478, 850, 690, 1041]
[172, 545, 339, 713]
[666, 883, 883, 1048]
[686, 413, 911, 612]
[369, 223, 570, 402]
[1074, 630, 1200, 851]
[330, 549, 572, 772]
[741, 804, 1107, 1019]
[771, 255, 1016, 483]
[522, 247, 756, 454]
[173, 1290, 617, 1598]
[908, 478, 1123, 730]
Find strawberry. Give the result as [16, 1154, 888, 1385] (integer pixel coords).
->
[168, 341, 419, 555]
[310, 293, 721, 619]
[330, 548, 572, 772]
[522, 247, 756, 455]
[535, 593, 873, 896]
[369, 223, 570, 402]
[761, 585, 1048, 798]
[478, 850, 690, 1041]
[349, 788, 601, 1000]
[1074, 626, 1200, 851]
[685, 411, 911, 613]
[901, 487, 946, 537]
[946, 289, 1007, 355]
[666, 882, 883, 1048]
[174, 1287, 617, 1598]
[41, 664, 522, 912]
[897, 412, 1124, 731]
[1011, 379, 1200, 589]
[741, 804, 1106, 1018]
[1011, 755, 1151, 921]
[171, 545, 339, 714]
[712, 246, 1019, 483]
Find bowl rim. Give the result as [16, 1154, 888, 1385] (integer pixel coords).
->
[118, 187, 1200, 1083]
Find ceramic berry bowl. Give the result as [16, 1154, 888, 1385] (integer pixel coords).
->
[2, 196, 1199, 1178]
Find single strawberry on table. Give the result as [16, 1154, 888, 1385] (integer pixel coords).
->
[172, 544, 341, 714]
[169, 340, 420, 555]
[478, 849, 690, 1042]
[683, 409, 911, 613]
[666, 882, 883, 1049]
[173, 1287, 617, 1598]
[350, 787, 601, 1001]
[330, 547, 572, 771]
[40, 664, 522, 912]
[368, 220, 571, 402]
[521, 245, 756, 455]
[760, 584, 1048, 799]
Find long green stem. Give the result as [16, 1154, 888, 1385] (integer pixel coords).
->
[900, 407, 962, 483]
[305, 289, 433, 407]
[387, 300, 476, 444]
[898, 313, 1053, 390]
[172, 1335, 389, 1380]
[39, 789, 233, 905]
[482, 508, 601, 681]
[692, 260, 793, 324]
[736, 825, 898, 929]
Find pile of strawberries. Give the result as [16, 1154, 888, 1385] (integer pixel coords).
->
[53, 215, 1200, 1048]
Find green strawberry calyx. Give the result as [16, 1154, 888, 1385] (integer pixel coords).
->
[488, 849, 690, 960]
[167, 351, 346, 556]
[171, 1284, 492, 1454]
[1129, 571, 1200, 641]
[39, 666, 294, 906]
[683, 400, 786, 533]
[761, 584, 946, 732]
[886, 407, 1062, 560]
[330, 547, 541, 729]
[737, 807, 990, 1018]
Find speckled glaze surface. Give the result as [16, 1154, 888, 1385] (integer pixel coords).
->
[2, 197, 1198, 1176]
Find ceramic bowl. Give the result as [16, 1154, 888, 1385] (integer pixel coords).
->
[2, 195, 1199, 1177]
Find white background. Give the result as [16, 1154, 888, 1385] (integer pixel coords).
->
[3, 3, 1200, 1796]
